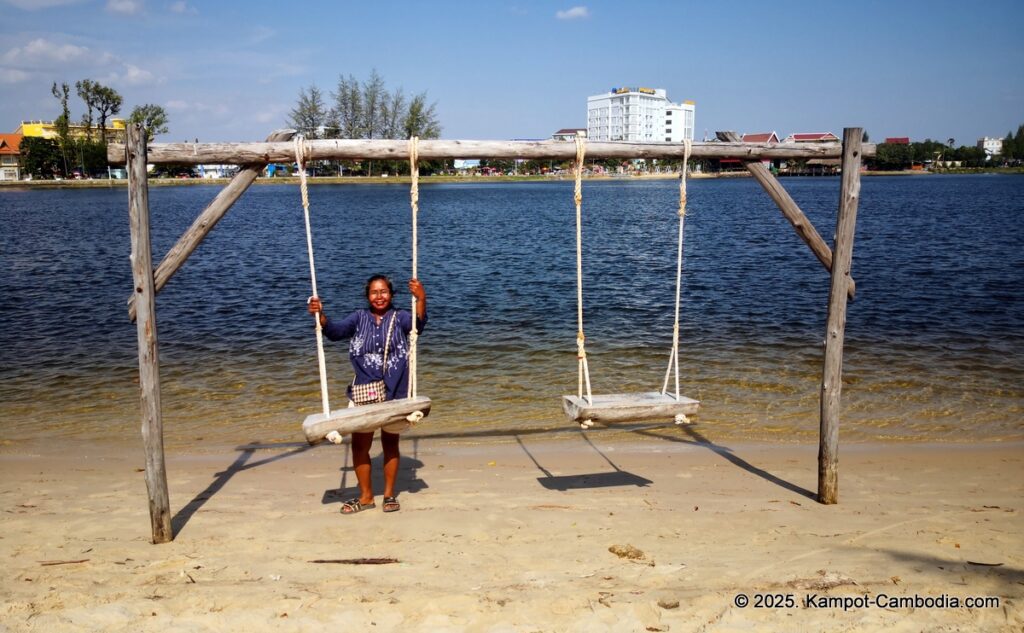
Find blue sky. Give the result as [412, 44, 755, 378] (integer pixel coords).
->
[2, 0, 1022, 145]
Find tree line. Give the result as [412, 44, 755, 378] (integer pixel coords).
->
[867, 124, 1024, 171]
[19, 80, 169, 180]
[287, 70, 443, 176]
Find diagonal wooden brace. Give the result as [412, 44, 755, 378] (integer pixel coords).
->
[126, 129, 297, 321]
[717, 131, 855, 300]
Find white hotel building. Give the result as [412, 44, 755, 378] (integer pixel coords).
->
[586, 87, 695, 143]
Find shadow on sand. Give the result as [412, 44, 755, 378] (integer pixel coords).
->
[515, 431, 653, 491]
[631, 424, 817, 501]
[171, 441, 314, 536]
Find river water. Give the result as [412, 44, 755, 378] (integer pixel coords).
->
[1, 175, 1022, 447]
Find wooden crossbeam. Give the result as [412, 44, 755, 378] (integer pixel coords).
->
[110, 138, 877, 165]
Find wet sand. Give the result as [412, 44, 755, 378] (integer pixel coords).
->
[1, 434, 1022, 631]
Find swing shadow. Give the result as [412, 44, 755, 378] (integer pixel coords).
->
[171, 441, 314, 537]
[515, 432, 653, 491]
[632, 425, 816, 501]
[321, 437, 429, 506]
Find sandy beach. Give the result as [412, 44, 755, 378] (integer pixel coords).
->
[1, 432, 1021, 632]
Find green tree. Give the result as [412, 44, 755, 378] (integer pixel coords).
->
[872, 142, 911, 170]
[75, 79, 100, 140]
[94, 84, 123, 145]
[959, 145, 987, 167]
[50, 81, 72, 176]
[404, 92, 441, 139]
[332, 74, 364, 138]
[75, 138, 108, 176]
[999, 129, 1015, 162]
[20, 136, 62, 178]
[362, 69, 386, 139]
[1012, 125, 1024, 160]
[287, 86, 328, 138]
[128, 104, 170, 142]
[379, 88, 406, 139]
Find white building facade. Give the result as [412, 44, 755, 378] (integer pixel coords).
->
[977, 137, 1003, 159]
[586, 87, 695, 143]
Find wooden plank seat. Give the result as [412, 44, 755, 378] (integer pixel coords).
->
[302, 396, 431, 444]
[562, 392, 699, 426]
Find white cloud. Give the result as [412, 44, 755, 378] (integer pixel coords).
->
[169, 1, 196, 14]
[3, 38, 91, 64]
[2, 35, 161, 88]
[0, 68, 31, 83]
[121, 63, 155, 85]
[162, 99, 229, 116]
[106, 0, 142, 14]
[555, 6, 589, 20]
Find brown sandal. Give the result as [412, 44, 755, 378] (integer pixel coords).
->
[340, 499, 375, 514]
[382, 496, 400, 513]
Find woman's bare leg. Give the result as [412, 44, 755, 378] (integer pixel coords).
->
[381, 429, 400, 499]
[350, 431, 375, 505]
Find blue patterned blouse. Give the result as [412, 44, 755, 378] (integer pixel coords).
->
[323, 308, 427, 401]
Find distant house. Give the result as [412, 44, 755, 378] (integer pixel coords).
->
[977, 137, 1003, 159]
[0, 133, 22, 181]
[782, 132, 840, 143]
[778, 133, 841, 174]
[741, 132, 781, 168]
[552, 128, 587, 141]
[884, 137, 910, 145]
[742, 132, 780, 144]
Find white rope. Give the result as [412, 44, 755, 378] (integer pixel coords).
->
[573, 134, 593, 405]
[295, 136, 331, 416]
[407, 136, 419, 399]
[662, 139, 692, 400]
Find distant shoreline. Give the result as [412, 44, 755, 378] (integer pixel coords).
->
[1, 169, 1019, 189]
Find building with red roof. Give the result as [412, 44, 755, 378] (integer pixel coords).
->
[782, 132, 840, 143]
[0, 133, 22, 181]
[884, 137, 910, 144]
[741, 132, 780, 144]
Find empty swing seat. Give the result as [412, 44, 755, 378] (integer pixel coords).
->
[303, 396, 431, 444]
[562, 392, 699, 425]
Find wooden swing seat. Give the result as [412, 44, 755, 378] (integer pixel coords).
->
[302, 396, 431, 444]
[562, 392, 699, 425]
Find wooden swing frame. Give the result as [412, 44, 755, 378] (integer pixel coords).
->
[114, 126, 869, 542]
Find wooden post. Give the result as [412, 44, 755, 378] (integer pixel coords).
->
[717, 131, 855, 299]
[127, 129, 297, 321]
[818, 127, 863, 505]
[126, 123, 172, 542]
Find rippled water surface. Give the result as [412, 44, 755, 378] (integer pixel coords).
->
[2, 175, 1022, 446]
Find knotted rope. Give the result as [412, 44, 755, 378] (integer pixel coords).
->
[573, 134, 593, 405]
[662, 139, 692, 408]
[407, 136, 420, 399]
[295, 136, 331, 416]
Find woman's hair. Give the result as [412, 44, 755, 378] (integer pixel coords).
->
[364, 274, 394, 298]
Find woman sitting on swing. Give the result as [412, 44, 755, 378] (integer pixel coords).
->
[307, 274, 427, 514]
